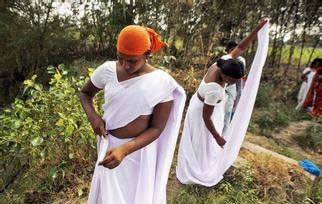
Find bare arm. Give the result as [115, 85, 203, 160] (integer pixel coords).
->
[202, 104, 226, 147]
[99, 100, 173, 169]
[203, 104, 219, 137]
[230, 18, 268, 58]
[79, 80, 107, 137]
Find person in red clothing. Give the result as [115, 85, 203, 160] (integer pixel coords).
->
[303, 64, 322, 116]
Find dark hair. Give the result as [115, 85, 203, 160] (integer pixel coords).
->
[143, 49, 152, 58]
[217, 58, 245, 79]
[225, 41, 238, 52]
[310, 58, 322, 68]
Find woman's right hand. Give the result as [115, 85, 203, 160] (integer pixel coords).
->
[230, 17, 270, 58]
[214, 135, 226, 148]
[89, 114, 107, 137]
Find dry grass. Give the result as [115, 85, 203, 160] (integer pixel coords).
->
[240, 149, 312, 204]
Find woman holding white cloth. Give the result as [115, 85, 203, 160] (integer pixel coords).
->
[176, 19, 269, 186]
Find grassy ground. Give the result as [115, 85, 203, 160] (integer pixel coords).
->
[276, 45, 322, 66]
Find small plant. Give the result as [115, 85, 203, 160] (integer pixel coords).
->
[293, 124, 322, 152]
[168, 163, 259, 204]
[255, 83, 274, 108]
[250, 100, 307, 136]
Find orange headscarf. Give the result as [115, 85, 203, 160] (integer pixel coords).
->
[117, 25, 167, 56]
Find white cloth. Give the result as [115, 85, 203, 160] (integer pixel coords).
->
[176, 92, 225, 186]
[296, 67, 316, 110]
[223, 84, 236, 134]
[176, 21, 270, 186]
[88, 64, 186, 204]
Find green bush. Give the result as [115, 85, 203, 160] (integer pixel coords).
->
[250, 99, 309, 135]
[0, 65, 98, 203]
[250, 104, 290, 136]
[293, 124, 322, 151]
[255, 83, 274, 108]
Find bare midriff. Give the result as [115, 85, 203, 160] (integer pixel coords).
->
[108, 115, 151, 138]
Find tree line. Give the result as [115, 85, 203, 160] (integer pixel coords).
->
[0, 0, 320, 106]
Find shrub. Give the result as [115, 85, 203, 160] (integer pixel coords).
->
[293, 124, 322, 152]
[0, 65, 99, 203]
[250, 100, 309, 136]
[255, 83, 274, 108]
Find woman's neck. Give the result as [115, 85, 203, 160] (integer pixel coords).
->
[214, 67, 225, 86]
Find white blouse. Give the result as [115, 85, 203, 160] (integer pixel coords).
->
[197, 79, 224, 106]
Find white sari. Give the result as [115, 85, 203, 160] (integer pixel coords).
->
[88, 68, 186, 204]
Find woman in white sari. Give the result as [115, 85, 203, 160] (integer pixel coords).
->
[80, 25, 186, 204]
[176, 19, 269, 186]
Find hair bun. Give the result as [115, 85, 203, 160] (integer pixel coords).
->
[216, 58, 225, 68]
[221, 58, 245, 79]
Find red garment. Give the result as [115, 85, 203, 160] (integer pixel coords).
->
[303, 66, 322, 116]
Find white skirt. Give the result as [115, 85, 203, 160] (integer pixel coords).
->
[296, 81, 310, 109]
[176, 93, 225, 186]
[88, 134, 157, 204]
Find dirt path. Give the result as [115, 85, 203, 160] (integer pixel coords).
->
[246, 120, 322, 165]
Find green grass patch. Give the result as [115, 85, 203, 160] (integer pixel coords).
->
[250, 83, 311, 136]
[293, 124, 322, 152]
[168, 164, 259, 204]
[269, 45, 322, 66]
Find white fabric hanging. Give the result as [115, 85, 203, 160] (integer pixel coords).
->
[176, 22, 270, 186]
[296, 68, 316, 109]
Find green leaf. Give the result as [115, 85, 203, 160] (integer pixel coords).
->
[68, 153, 74, 159]
[88, 68, 95, 76]
[23, 79, 33, 86]
[54, 73, 62, 81]
[40, 149, 47, 159]
[13, 121, 22, 129]
[78, 188, 83, 197]
[25, 117, 33, 124]
[31, 137, 44, 146]
[55, 118, 64, 127]
[34, 84, 42, 91]
[65, 124, 74, 137]
[19, 110, 28, 120]
[31, 75, 37, 80]
[58, 64, 65, 70]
